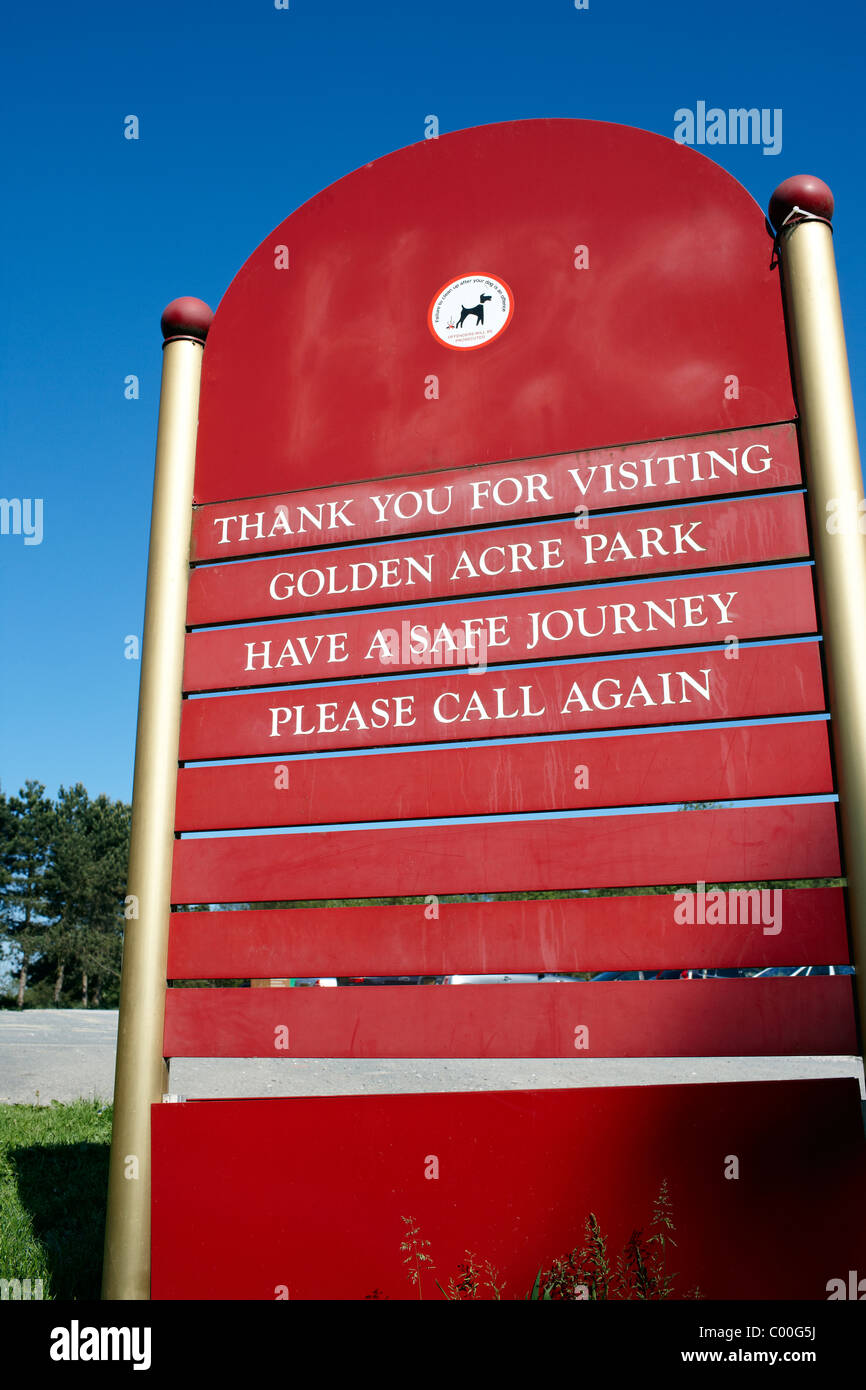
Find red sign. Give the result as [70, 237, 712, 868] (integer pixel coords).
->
[142, 121, 858, 1304]
[179, 640, 825, 760]
[191, 423, 802, 562]
[183, 564, 815, 692]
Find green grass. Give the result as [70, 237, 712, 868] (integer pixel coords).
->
[0, 1099, 112, 1300]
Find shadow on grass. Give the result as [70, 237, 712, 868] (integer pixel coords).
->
[11, 1141, 109, 1300]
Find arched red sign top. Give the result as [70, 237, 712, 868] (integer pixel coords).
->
[194, 118, 793, 505]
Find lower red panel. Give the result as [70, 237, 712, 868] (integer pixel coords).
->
[151, 1079, 866, 1300]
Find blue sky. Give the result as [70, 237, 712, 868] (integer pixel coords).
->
[1, 0, 864, 806]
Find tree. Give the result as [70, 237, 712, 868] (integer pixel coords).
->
[0, 782, 55, 1008]
[42, 785, 130, 1007]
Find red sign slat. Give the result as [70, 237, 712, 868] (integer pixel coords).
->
[163, 975, 855, 1058]
[179, 641, 826, 760]
[174, 719, 833, 832]
[183, 564, 816, 693]
[190, 423, 802, 561]
[187, 490, 809, 625]
[170, 802, 840, 905]
[167, 886, 848, 979]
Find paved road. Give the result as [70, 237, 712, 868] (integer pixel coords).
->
[1, 1009, 863, 1104]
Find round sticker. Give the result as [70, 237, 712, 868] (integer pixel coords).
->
[428, 273, 513, 351]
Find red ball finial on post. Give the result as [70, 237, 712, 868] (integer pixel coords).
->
[768, 176, 834, 233]
[161, 297, 215, 345]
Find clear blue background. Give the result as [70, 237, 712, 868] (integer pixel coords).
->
[2, 0, 863, 804]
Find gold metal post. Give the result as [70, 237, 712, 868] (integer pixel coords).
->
[771, 180, 866, 1069]
[102, 300, 212, 1299]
